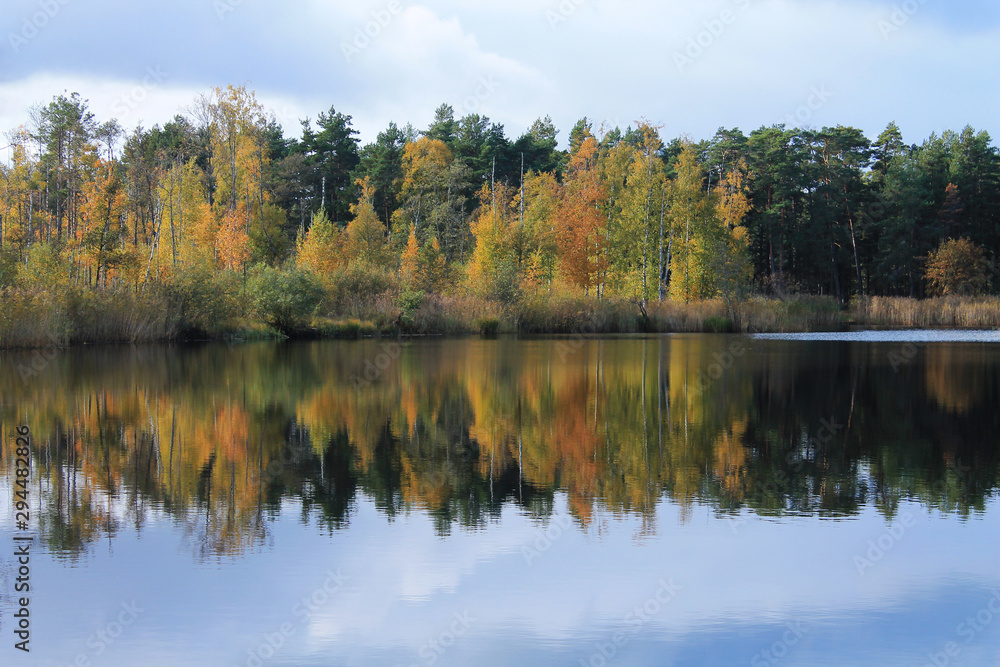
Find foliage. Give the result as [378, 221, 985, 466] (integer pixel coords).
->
[246, 264, 324, 333]
[2, 86, 1000, 348]
[476, 317, 500, 336]
[924, 237, 991, 296]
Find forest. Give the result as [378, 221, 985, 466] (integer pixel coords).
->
[1, 84, 999, 346]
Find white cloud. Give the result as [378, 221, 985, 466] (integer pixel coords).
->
[1, 0, 998, 148]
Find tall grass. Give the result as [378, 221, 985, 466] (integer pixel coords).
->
[852, 296, 1000, 328]
[0, 289, 69, 348]
[0, 287, 179, 348]
[5, 279, 1000, 351]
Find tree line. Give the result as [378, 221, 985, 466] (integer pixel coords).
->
[1, 84, 997, 316]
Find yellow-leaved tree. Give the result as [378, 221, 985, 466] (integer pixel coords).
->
[467, 182, 520, 303]
[345, 177, 390, 266]
[709, 160, 754, 320]
[668, 144, 714, 302]
[297, 207, 343, 279]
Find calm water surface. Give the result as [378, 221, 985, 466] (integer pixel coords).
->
[1, 334, 999, 666]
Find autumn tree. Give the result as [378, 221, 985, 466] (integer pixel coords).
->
[297, 207, 343, 279]
[709, 161, 754, 318]
[555, 137, 606, 293]
[344, 177, 390, 266]
[77, 159, 132, 286]
[467, 182, 521, 303]
[668, 144, 713, 301]
[925, 237, 991, 296]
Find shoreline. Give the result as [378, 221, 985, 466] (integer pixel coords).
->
[2, 293, 1000, 351]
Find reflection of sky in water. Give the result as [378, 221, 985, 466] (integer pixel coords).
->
[4, 492, 998, 667]
[753, 330, 1000, 343]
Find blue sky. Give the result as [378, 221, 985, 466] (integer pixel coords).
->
[8, 493, 1000, 666]
[1, 0, 998, 148]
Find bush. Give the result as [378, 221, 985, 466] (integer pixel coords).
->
[246, 264, 324, 334]
[398, 289, 425, 317]
[477, 317, 500, 337]
[166, 262, 241, 337]
[702, 316, 733, 333]
[325, 260, 400, 316]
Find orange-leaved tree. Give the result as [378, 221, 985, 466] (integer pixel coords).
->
[925, 237, 991, 296]
[555, 137, 606, 294]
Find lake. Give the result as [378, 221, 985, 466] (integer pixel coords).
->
[1, 333, 999, 666]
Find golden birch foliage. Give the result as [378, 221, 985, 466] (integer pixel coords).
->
[208, 85, 267, 214]
[417, 236, 450, 293]
[156, 160, 217, 269]
[397, 138, 454, 233]
[77, 160, 128, 285]
[0, 127, 39, 244]
[345, 177, 389, 266]
[708, 163, 754, 305]
[400, 224, 420, 289]
[520, 171, 560, 290]
[715, 161, 751, 230]
[668, 145, 714, 302]
[297, 207, 343, 278]
[611, 126, 665, 301]
[467, 183, 520, 300]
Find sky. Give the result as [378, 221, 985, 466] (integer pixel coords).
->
[1, 0, 999, 149]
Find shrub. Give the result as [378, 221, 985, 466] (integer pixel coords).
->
[702, 316, 733, 333]
[398, 289, 425, 317]
[246, 264, 324, 334]
[325, 260, 400, 316]
[477, 317, 500, 336]
[166, 261, 241, 337]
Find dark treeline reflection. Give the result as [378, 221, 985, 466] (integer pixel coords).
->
[1, 336, 998, 559]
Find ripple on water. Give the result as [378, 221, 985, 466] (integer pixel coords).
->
[751, 329, 1000, 343]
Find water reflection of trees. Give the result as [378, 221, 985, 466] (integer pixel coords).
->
[1, 337, 997, 558]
